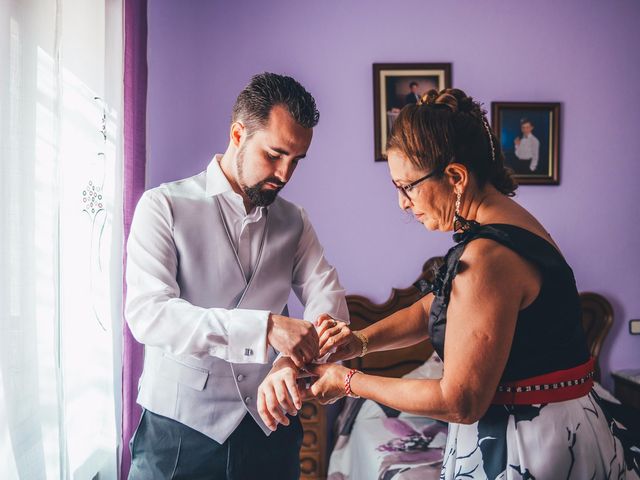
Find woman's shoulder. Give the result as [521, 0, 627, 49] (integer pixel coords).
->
[454, 219, 569, 299]
[480, 201, 561, 252]
[459, 235, 536, 276]
[480, 222, 564, 262]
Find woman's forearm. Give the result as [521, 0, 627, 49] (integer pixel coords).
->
[361, 296, 432, 353]
[348, 373, 483, 424]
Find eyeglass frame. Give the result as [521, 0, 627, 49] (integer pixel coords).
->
[392, 166, 443, 201]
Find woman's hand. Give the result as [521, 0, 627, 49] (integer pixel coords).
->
[315, 314, 363, 362]
[257, 357, 302, 431]
[302, 363, 351, 405]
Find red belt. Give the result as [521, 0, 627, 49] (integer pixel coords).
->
[492, 357, 595, 405]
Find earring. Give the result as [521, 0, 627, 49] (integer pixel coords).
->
[453, 189, 471, 232]
[455, 190, 462, 218]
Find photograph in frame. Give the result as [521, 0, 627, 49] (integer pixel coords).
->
[373, 63, 452, 162]
[491, 102, 561, 185]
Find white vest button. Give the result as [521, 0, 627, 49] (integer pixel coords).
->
[237, 374, 245, 382]
[244, 396, 251, 404]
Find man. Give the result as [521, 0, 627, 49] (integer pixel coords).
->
[125, 72, 348, 479]
[514, 117, 540, 172]
[404, 81, 420, 105]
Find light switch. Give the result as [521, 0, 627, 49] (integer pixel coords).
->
[630, 319, 640, 335]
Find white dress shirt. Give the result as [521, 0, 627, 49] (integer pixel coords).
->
[515, 133, 540, 171]
[125, 155, 348, 364]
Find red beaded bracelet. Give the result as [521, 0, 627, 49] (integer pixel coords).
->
[344, 368, 360, 398]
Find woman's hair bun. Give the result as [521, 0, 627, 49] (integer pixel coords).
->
[420, 88, 458, 113]
[393, 86, 518, 197]
[420, 88, 486, 118]
[419, 88, 487, 123]
[419, 89, 440, 107]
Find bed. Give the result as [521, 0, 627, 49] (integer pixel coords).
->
[324, 256, 616, 480]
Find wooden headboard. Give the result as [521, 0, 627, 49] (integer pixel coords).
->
[344, 256, 614, 381]
[580, 291, 614, 381]
[343, 257, 440, 378]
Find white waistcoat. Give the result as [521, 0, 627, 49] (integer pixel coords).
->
[135, 171, 304, 442]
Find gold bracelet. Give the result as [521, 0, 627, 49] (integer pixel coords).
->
[353, 331, 368, 357]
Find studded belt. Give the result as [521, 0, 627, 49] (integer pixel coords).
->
[492, 357, 595, 405]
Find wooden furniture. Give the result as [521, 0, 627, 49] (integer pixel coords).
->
[299, 258, 440, 479]
[299, 256, 615, 478]
[299, 397, 327, 479]
[298, 257, 440, 480]
[343, 257, 441, 378]
[579, 292, 614, 382]
[612, 370, 640, 411]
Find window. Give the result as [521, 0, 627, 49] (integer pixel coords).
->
[0, 2, 123, 478]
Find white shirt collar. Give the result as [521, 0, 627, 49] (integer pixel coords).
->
[205, 154, 266, 218]
[205, 154, 234, 197]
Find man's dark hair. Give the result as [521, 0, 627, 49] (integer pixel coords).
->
[232, 72, 319, 135]
[409, 81, 418, 88]
[520, 117, 533, 126]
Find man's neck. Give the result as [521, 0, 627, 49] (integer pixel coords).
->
[219, 150, 255, 213]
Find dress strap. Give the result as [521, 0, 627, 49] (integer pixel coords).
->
[414, 241, 466, 305]
[415, 222, 571, 304]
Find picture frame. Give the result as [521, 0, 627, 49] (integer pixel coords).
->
[373, 63, 452, 162]
[491, 102, 561, 185]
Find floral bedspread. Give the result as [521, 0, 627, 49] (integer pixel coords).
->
[328, 398, 448, 480]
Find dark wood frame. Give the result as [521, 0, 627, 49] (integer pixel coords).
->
[491, 101, 561, 185]
[373, 63, 452, 162]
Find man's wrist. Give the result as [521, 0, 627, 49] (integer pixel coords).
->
[273, 355, 297, 371]
[267, 313, 279, 338]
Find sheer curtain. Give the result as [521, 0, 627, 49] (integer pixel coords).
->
[0, 1, 123, 478]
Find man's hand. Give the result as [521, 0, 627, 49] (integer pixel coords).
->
[267, 314, 319, 368]
[257, 357, 302, 431]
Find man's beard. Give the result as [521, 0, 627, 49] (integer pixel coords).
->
[243, 179, 285, 207]
[237, 148, 286, 207]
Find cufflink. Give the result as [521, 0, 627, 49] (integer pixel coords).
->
[244, 348, 253, 357]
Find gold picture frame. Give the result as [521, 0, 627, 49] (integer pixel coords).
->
[373, 63, 452, 162]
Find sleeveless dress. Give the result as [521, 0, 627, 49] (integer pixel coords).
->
[415, 223, 639, 479]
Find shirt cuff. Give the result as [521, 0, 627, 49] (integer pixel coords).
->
[227, 309, 270, 363]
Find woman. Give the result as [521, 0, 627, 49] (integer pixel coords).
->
[304, 89, 639, 478]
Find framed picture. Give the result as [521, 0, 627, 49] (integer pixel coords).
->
[491, 102, 561, 185]
[373, 63, 452, 162]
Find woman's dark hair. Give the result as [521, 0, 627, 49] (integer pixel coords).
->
[232, 72, 319, 136]
[387, 88, 517, 196]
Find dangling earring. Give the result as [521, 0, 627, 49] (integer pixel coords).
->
[453, 189, 473, 232]
[453, 190, 463, 231]
[453, 189, 478, 233]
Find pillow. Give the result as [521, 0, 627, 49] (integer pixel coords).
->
[402, 352, 443, 380]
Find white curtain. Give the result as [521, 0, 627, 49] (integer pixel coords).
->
[0, 1, 123, 478]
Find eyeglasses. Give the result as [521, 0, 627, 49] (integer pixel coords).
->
[393, 167, 441, 201]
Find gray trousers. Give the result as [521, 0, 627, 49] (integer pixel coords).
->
[128, 410, 302, 480]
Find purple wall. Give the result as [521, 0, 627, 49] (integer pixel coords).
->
[147, 0, 640, 389]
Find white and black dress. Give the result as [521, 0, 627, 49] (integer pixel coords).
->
[416, 223, 640, 479]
